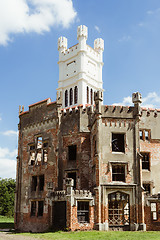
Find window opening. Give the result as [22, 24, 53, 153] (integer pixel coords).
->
[112, 133, 125, 153]
[65, 90, 68, 107]
[30, 145, 35, 151]
[67, 172, 76, 189]
[32, 176, 37, 191]
[70, 88, 73, 105]
[31, 201, 36, 216]
[29, 152, 35, 165]
[90, 89, 93, 105]
[74, 86, 78, 104]
[77, 201, 89, 223]
[139, 130, 143, 140]
[87, 86, 89, 104]
[43, 149, 48, 163]
[36, 150, 42, 164]
[112, 164, 125, 182]
[145, 130, 149, 140]
[37, 136, 42, 149]
[141, 152, 150, 170]
[38, 201, 44, 217]
[143, 183, 151, 194]
[68, 145, 77, 161]
[108, 192, 130, 227]
[39, 175, 44, 191]
[43, 142, 48, 148]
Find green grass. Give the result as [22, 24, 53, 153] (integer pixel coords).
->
[15, 231, 160, 240]
[0, 215, 14, 229]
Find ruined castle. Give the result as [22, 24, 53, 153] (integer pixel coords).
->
[15, 25, 160, 232]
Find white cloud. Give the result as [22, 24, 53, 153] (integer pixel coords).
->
[113, 92, 160, 109]
[0, 117, 2, 121]
[118, 35, 131, 42]
[0, 147, 17, 178]
[0, 0, 77, 46]
[3, 130, 18, 136]
[95, 25, 100, 33]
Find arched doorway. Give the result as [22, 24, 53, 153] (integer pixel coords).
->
[108, 191, 130, 230]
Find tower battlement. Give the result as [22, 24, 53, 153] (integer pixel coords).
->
[58, 36, 67, 52]
[77, 25, 88, 40]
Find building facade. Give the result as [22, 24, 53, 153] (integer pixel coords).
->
[15, 25, 160, 232]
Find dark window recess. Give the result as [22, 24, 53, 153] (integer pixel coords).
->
[43, 142, 48, 148]
[90, 89, 93, 105]
[143, 183, 151, 194]
[112, 133, 125, 152]
[65, 90, 68, 107]
[77, 201, 89, 223]
[30, 145, 35, 151]
[112, 164, 125, 182]
[141, 152, 150, 170]
[68, 145, 77, 161]
[68, 172, 76, 189]
[87, 86, 89, 104]
[31, 201, 36, 216]
[74, 86, 78, 104]
[70, 88, 73, 105]
[39, 175, 44, 191]
[38, 201, 44, 217]
[32, 176, 37, 191]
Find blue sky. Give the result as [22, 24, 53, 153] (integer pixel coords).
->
[1, 0, 160, 178]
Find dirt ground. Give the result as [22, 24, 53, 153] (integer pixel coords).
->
[0, 231, 41, 240]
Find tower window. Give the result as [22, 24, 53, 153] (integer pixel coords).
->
[65, 90, 68, 107]
[87, 86, 89, 104]
[31, 176, 37, 192]
[74, 86, 78, 104]
[90, 89, 93, 105]
[112, 164, 125, 182]
[38, 201, 44, 217]
[143, 183, 151, 194]
[67, 172, 76, 189]
[77, 201, 89, 223]
[70, 88, 73, 105]
[141, 152, 150, 170]
[112, 133, 125, 153]
[68, 145, 77, 161]
[31, 201, 36, 217]
[39, 175, 44, 191]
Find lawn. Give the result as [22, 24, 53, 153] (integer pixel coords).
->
[16, 231, 160, 240]
[0, 215, 14, 229]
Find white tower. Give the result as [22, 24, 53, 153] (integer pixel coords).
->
[57, 25, 104, 108]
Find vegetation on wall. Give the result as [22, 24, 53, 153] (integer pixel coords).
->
[0, 178, 16, 217]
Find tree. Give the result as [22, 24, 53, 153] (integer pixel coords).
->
[0, 178, 16, 217]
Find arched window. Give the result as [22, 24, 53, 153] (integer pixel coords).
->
[87, 86, 89, 104]
[90, 89, 93, 105]
[65, 90, 68, 107]
[70, 88, 73, 106]
[74, 86, 78, 104]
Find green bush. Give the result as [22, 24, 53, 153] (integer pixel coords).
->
[0, 178, 16, 217]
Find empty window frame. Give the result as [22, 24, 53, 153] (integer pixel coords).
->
[112, 133, 125, 153]
[141, 152, 150, 170]
[143, 183, 151, 194]
[139, 130, 143, 140]
[70, 88, 73, 106]
[112, 164, 125, 182]
[74, 86, 78, 104]
[65, 90, 68, 107]
[38, 201, 44, 217]
[37, 136, 42, 149]
[139, 129, 151, 141]
[77, 201, 89, 223]
[39, 175, 44, 191]
[67, 172, 76, 189]
[93, 135, 97, 156]
[31, 201, 36, 216]
[68, 145, 77, 161]
[31, 176, 37, 191]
